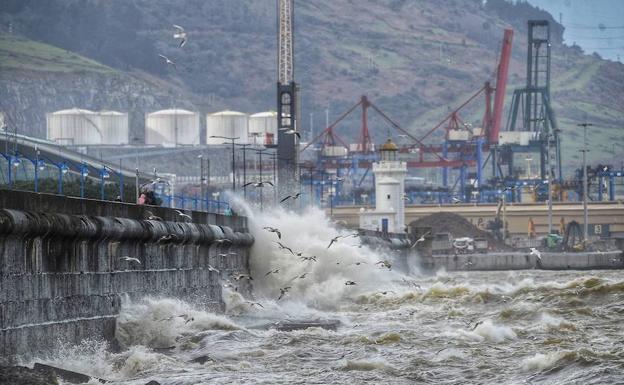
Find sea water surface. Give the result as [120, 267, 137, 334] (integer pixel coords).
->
[27, 208, 624, 384]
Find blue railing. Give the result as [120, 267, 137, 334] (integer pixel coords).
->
[0, 151, 231, 215]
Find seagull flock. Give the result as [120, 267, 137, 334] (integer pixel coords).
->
[254, 223, 397, 301]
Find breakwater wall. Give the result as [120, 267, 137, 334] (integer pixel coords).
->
[0, 189, 253, 363]
[419, 251, 624, 271]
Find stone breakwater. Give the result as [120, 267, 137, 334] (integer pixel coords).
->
[0, 190, 253, 363]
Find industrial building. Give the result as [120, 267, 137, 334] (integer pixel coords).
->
[206, 110, 249, 145]
[248, 111, 278, 146]
[46, 108, 129, 146]
[145, 108, 200, 146]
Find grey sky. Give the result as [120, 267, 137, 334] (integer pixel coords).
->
[527, 0, 624, 62]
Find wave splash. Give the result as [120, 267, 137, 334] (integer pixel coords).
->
[247, 207, 410, 310]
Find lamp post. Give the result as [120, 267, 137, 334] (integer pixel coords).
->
[235, 143, 252, 199]
[21, 150, 45, 192]
[79, 163, 89, 198]
[198, 154, 205, 210]
[132, 136, 141, 203]
[578, 122, 593, 243]
[269, 152, 278, 205]
[547, 131, 553, 235]
[53, 161, 69, 195]
[100, 166, 110, 200]
[210, 135, 239, 192]
[212, 191, 220, 213]
[0, 152, 21, 188]
[100, 165, 124, 201]
[66, 159, 90, 198]
[299, 165, 316, 208]
[252, 147, 272, 211]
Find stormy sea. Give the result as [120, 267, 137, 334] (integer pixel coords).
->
[22, 208, 624, 384]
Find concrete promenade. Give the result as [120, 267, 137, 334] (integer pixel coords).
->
[0, 189, 253, 363]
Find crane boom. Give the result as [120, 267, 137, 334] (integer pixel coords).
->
[277, 0, 298, 202]
[490, 28, 513, 144]
[278, 0, 294, 84]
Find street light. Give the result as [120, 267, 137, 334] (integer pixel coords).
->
[252, 147, 272, 211]
[198, 154, 206, 210]
[66, 159, 90, 198]
[578, 122, 593, 243]
[299, 164, 317, 208]
[210, 135, 239, 192]
[19, 150, 45, 192]
[46, 159, 69, 195]
[235, 143, 253, 199]
[100, 165, 123, 201]
[326, 174, 343, 218]
[0, 152, 21, 187]
[212, 191, 221, 213]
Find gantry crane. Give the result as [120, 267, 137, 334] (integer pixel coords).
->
[276, 0, 299, 197]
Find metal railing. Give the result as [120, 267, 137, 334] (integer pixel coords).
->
[0, 151, 231, 215]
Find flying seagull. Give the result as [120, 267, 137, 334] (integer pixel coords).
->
[529, 247, 542, 261]
[120, 256, 141, 264]
[278, 286, 292, 301]
[291, 272, 309, 280]
[283, 129, 301, 139]
[327, 235, 342, 249]
[265, 268, 280, 277]
[410, 231, 430, 248]
[173, 24, 187, 47]
[300, 256, 317, 262]
[175, 209, 192, 221]
[231, 273, 253, 281]
[451, 197, 462, 204]
[246, 301, 264, 308]
[207, 265, 220, 273]
[345, 280, 357, 286]
[280, 192, 303, 203]
[158, 54, 177, 69]
[145, 210, 163, 221]
[176, 314, 194, 324]
[263, 226, 281, 239]
[274, 241, 294, 254]
[243, 181, 274, 188]
[214, 239, 233, 245]
[375, 260, 392, 270]
[157, 234, 178, 244]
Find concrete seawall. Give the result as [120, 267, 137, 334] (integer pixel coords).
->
[419, 251, 624, 271]
[0, 189, 254, 363]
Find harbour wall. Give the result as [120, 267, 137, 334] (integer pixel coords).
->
[0, 189, 253, 363]
[418, 251, 624, 272]
[358, 229, 623, 273]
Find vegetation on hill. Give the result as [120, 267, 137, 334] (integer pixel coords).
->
[0, 33, 114, 73]
[0, 0, 621, 172]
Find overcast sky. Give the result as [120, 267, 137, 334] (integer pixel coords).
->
[527, 0, 624, 63]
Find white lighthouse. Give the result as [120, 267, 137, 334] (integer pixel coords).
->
[359, 138, 407, 233]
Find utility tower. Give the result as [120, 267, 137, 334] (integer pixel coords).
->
[277, 0, 299, 199]
[500, 20, 561, 181]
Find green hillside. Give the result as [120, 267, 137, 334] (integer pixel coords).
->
[0, 0, 622, 172]
[0, 33, 114, 73]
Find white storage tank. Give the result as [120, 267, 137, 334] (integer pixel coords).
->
[249, 111, 278, 146]
[98, 111, 129, 145]
[206, 110, 249, 145]
[46, 108, 101, 145]
[145, 108, 200, 146]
